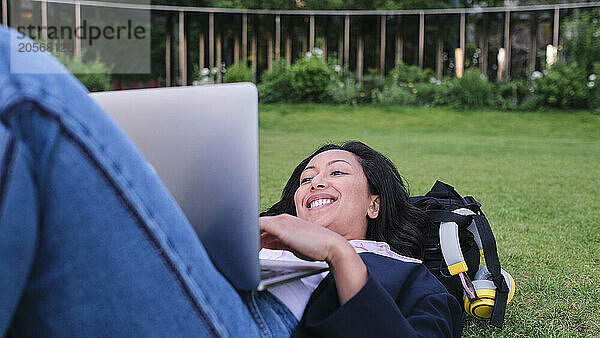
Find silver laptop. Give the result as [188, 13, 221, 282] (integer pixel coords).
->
[90, 84, 327, 291]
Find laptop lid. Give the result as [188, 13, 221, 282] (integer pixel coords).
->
[90, 84, 261, 290]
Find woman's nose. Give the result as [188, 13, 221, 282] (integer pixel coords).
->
[310, 175, 327, 190]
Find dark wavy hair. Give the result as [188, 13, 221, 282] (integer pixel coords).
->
[261, 141, 432, 259]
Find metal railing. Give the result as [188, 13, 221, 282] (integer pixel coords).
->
[3, 0, 600, 86]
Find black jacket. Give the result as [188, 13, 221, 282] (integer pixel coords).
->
[293, 252, 463, 337]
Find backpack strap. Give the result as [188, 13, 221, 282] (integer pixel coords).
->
[425, 210, 472, 228]
[472, 212, 509, 328]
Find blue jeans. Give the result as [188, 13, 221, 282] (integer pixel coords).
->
[0, 26, 296, 337]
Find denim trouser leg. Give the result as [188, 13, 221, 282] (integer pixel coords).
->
[241, 291, 298, 338]
[0, 26, 267, 337]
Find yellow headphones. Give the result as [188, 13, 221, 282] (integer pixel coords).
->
[439, 208, 515, 323]
[463, 265, 515, 319]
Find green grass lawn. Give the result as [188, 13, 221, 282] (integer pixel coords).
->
[258, 104, 600, 337]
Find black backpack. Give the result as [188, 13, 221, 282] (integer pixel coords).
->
[410, 181, 511, 328]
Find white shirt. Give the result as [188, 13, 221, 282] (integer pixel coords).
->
[258, 240, 422, 320]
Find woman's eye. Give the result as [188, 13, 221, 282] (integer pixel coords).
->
[331, 170, 345, 176]
[300, 177, 312, 184]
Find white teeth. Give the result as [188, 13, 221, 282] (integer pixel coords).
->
[309, 199, 334, 209]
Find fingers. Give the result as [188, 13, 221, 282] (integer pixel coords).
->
[260, 232, 288, 250]
[259, 214, 341, 262]
[259, 214, 289, 237]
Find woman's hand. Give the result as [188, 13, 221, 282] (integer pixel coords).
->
[260, 214, 346, 262]
[260, 214, 368, 305]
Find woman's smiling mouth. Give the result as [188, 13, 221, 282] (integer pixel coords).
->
[306, 194, 338, 210]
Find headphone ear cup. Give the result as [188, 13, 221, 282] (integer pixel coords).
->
[464, 280, 496, 319]
[464, 266, 516, 319]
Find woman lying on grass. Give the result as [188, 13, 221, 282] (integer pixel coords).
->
[258, 141, 463, 336]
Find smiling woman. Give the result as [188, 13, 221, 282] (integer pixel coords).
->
[259, 141, 463, 336]
[262, 141, 430, 259]
[295, 150, 378, 240]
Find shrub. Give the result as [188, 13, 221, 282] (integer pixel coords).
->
[495, 79, 532, 110]
[289, 56, 334, 102]
[258, 60, 293, 103]
[387, 62, 435, 85]
[534, 62, 588, 109]
[58, 54, 113, 92]
[376, 84, 416, 105]
[360, 69, 386, 104]
[448, 69, 494, 108]
[415, 79, 451, 106]
[223, 62, 253, 83]
[329, 78, 362, 105]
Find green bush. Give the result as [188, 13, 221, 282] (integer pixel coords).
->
[360, 69, 386, 104]
[223, 62, 253, 83]
[258, 60, 293, 103]
[376, 84, 416, 105]
[289, 56, 334, 102]
[448, 69, 494, 108]
[387, 62, 435, 85]
[534, 62, 588, 109]
[58, 54, 113, 92]
[329, 78, 362, 105]
[495, 79, 532, 110]
[415, 80, 451, 106]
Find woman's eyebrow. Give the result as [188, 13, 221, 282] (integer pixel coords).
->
[302, 159, 351, 173]
[327, 159, 352, 166]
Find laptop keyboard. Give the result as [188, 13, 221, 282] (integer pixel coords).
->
[260, 266, 303, 280]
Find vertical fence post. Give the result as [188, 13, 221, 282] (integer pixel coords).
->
[251, 34, 257, 79]
[338, 20, 343, 66]
[459, 11, 465, 73]
[200, 33, 205, 70]
[275, 14, 280, 59]
[242, 13, 247, 63]
[234, 34, 239, 64]
[268, 34, 273, 70]
[166, 32, 171, 86]
[2, 0, 7, 26]
[286, 33, 291, 66]
[75, 2, 81, 57]
[418, 11, 424, 69]
[41, 0, 47, 40]
[436, 37, 443, 80]
[344, 15, 350, 67]
[553, 7, 559, 48]
[357, 33, 363, 81]
[179, 11, 186, 86]
[322, 33, 327, 62]
[301, 31, 307, 55]
[209, 12, 214, 70]
[379, 15, 386, 77]
[504, 10, 511, 79]
[480, 13, 488, 76]
[309, 14, 314, 52]
[395, 17, 402, 65]
[216, 33, 221, 83]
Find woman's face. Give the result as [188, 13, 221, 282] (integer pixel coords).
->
[294, 150, 380, 240]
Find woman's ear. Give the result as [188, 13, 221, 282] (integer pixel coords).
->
[367, 196, 380, 219]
